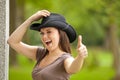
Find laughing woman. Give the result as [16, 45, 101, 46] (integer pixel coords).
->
[7, 10, 88, 80]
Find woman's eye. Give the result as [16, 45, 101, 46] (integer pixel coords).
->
[47, 31, 51, 34]
[40, 32, 44, 35]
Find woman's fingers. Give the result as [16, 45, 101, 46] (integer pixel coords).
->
[77, 35, 82, 48]
[77, 45, 88, 58]
[36, 10, 50, 18]
[77, 35, 88, 58]
[42, 10, 50, 14]
[38, 10, 50, 17]
[29, 10, 50, 21]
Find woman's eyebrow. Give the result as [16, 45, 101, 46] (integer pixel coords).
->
[46, 28, 52, 31]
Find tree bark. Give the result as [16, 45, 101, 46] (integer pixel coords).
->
[9, 0, 18, 66]
[105, 1, 120, 79]
[108, 24, 120, 80]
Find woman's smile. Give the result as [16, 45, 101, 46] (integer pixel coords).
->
[40, 27, 60, 51]
[44, 40, 52, 47]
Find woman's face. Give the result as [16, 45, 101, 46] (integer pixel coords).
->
[40, 27, 60, 51]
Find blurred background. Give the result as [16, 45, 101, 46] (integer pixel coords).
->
[9, 0, 120, 80]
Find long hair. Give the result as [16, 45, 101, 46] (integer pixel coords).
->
[58, 30, 71, 54]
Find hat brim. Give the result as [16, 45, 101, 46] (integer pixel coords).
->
[30, 21, 77, 43]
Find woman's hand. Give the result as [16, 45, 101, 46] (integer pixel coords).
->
[28, 10, 50, 22]
[77, 35, 88, 58]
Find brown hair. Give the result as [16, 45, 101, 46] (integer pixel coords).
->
[58, 30, 71, 54]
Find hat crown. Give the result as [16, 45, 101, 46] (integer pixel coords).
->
[41, 13, 66, 24]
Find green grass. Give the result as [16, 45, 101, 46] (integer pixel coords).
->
[70, 67, 114, 80]
[9, 48, 115, 80]
[9, 55, 34, 80]
[9, 67, 32, 80]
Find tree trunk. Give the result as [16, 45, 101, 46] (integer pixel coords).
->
[9, 0, 18, 66]
[16, 0, 33, 62]
[108, 24, 120, 80]
[16, 0, 25, 26]
[105, 1, 120, 79]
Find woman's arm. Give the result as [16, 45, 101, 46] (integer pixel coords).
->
[7, 10, 50, 60]
[64, 35, 88, 74]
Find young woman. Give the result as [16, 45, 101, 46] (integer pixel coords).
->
[7, 10, 88, 80]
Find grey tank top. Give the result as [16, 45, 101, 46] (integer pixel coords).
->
[32, 48, 72, 80]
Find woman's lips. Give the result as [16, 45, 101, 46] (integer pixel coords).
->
[45, 40, 52, 46]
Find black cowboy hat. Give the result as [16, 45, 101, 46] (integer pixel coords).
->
[30, 13, 77, 43]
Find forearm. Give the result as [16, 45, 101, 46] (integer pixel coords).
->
[69, 35, 88, 73]
[69, 55, 84, 73]
[7, 18, 32, 44]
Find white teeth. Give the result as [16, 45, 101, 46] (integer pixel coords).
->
[45, 40, 51, 43]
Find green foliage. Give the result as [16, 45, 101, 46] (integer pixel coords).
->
[70, 67, 114, 80]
